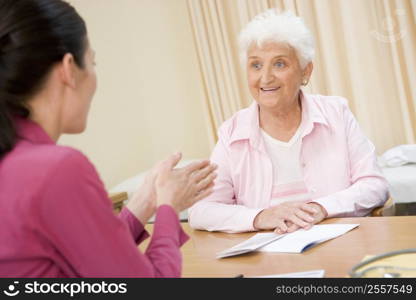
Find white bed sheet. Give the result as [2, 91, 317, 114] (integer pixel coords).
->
[381, 164, 416, 204]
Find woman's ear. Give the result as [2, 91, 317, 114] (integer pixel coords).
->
[59, 53, 76, 89]
[303, 62, 313, 79]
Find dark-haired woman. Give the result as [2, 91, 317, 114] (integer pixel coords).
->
[0, 0, 216, 277]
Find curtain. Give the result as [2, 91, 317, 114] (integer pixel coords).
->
[187, 0, 416, 153]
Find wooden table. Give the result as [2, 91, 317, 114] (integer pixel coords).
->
[144, 216, 416, 277]
[109, 192, 128, 213]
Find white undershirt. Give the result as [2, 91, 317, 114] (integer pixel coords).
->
[261, 125, 310, 206]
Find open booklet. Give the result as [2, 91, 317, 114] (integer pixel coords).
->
[216, 224, 359, 259]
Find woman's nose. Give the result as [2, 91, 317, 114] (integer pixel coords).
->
[260, 67, 274, 84]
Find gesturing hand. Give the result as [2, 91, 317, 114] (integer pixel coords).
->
[126, 161, 160, 224]
[155, 153, 217, 214]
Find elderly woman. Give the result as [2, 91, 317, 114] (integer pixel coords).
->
[188, 10, 388, 233]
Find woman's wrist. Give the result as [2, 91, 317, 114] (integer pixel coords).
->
[308, 202, 328, 219]
[126, 193, 156, 225]
[253, 209, 265, 230]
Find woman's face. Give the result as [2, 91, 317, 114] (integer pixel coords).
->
[247, 42, 310, 111]
[62, 41, 97, 134]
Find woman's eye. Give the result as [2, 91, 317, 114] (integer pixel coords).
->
[251, 63, 261, 69]
[275, 61, 286, 68]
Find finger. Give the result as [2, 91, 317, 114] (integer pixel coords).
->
[288, 214, 310, 229]
[196, 172, 217, 191]
[273, 219, 288, 234]
[200, 181, 215, 192]
[300, 203, 319, 215]
[295, 209, 315, 223]
[183, 160, 211, 174]
[151, 161, 165, 176]
[304, 223, 312, 230]
[193, 186, 214, 202]
[193, 164, 217, 183]
[287, 223, 300, 233]
[193, 182, 215, 200]
[160, 152, 182, 171]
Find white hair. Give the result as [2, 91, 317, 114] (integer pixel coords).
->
[238, 10, 315, 69]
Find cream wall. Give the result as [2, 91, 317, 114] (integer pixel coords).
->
[61, 0, 211, 189]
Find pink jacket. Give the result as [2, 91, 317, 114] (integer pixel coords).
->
[188, 93, 389, 233]
[0, 117, 188, 277]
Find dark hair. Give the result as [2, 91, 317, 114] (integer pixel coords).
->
[0, 0, 87, 156]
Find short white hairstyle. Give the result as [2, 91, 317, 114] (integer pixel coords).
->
[238, 10, 315, 69]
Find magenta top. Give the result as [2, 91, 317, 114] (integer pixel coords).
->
[0, 117, 188, 277]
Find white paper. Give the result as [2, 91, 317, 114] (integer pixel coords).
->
[216, 232, 286, 259]
[259, 224, 359, 253]
[251, 269, 325, 278]
[216, 224, 359, 258]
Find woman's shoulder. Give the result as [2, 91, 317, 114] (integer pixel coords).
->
[10, 142, 96, 179]
[26, 142, 90, 164]
[216, 103, 255, 141]
[305, 93, 352, 117]
[2, 143, 102, 206]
